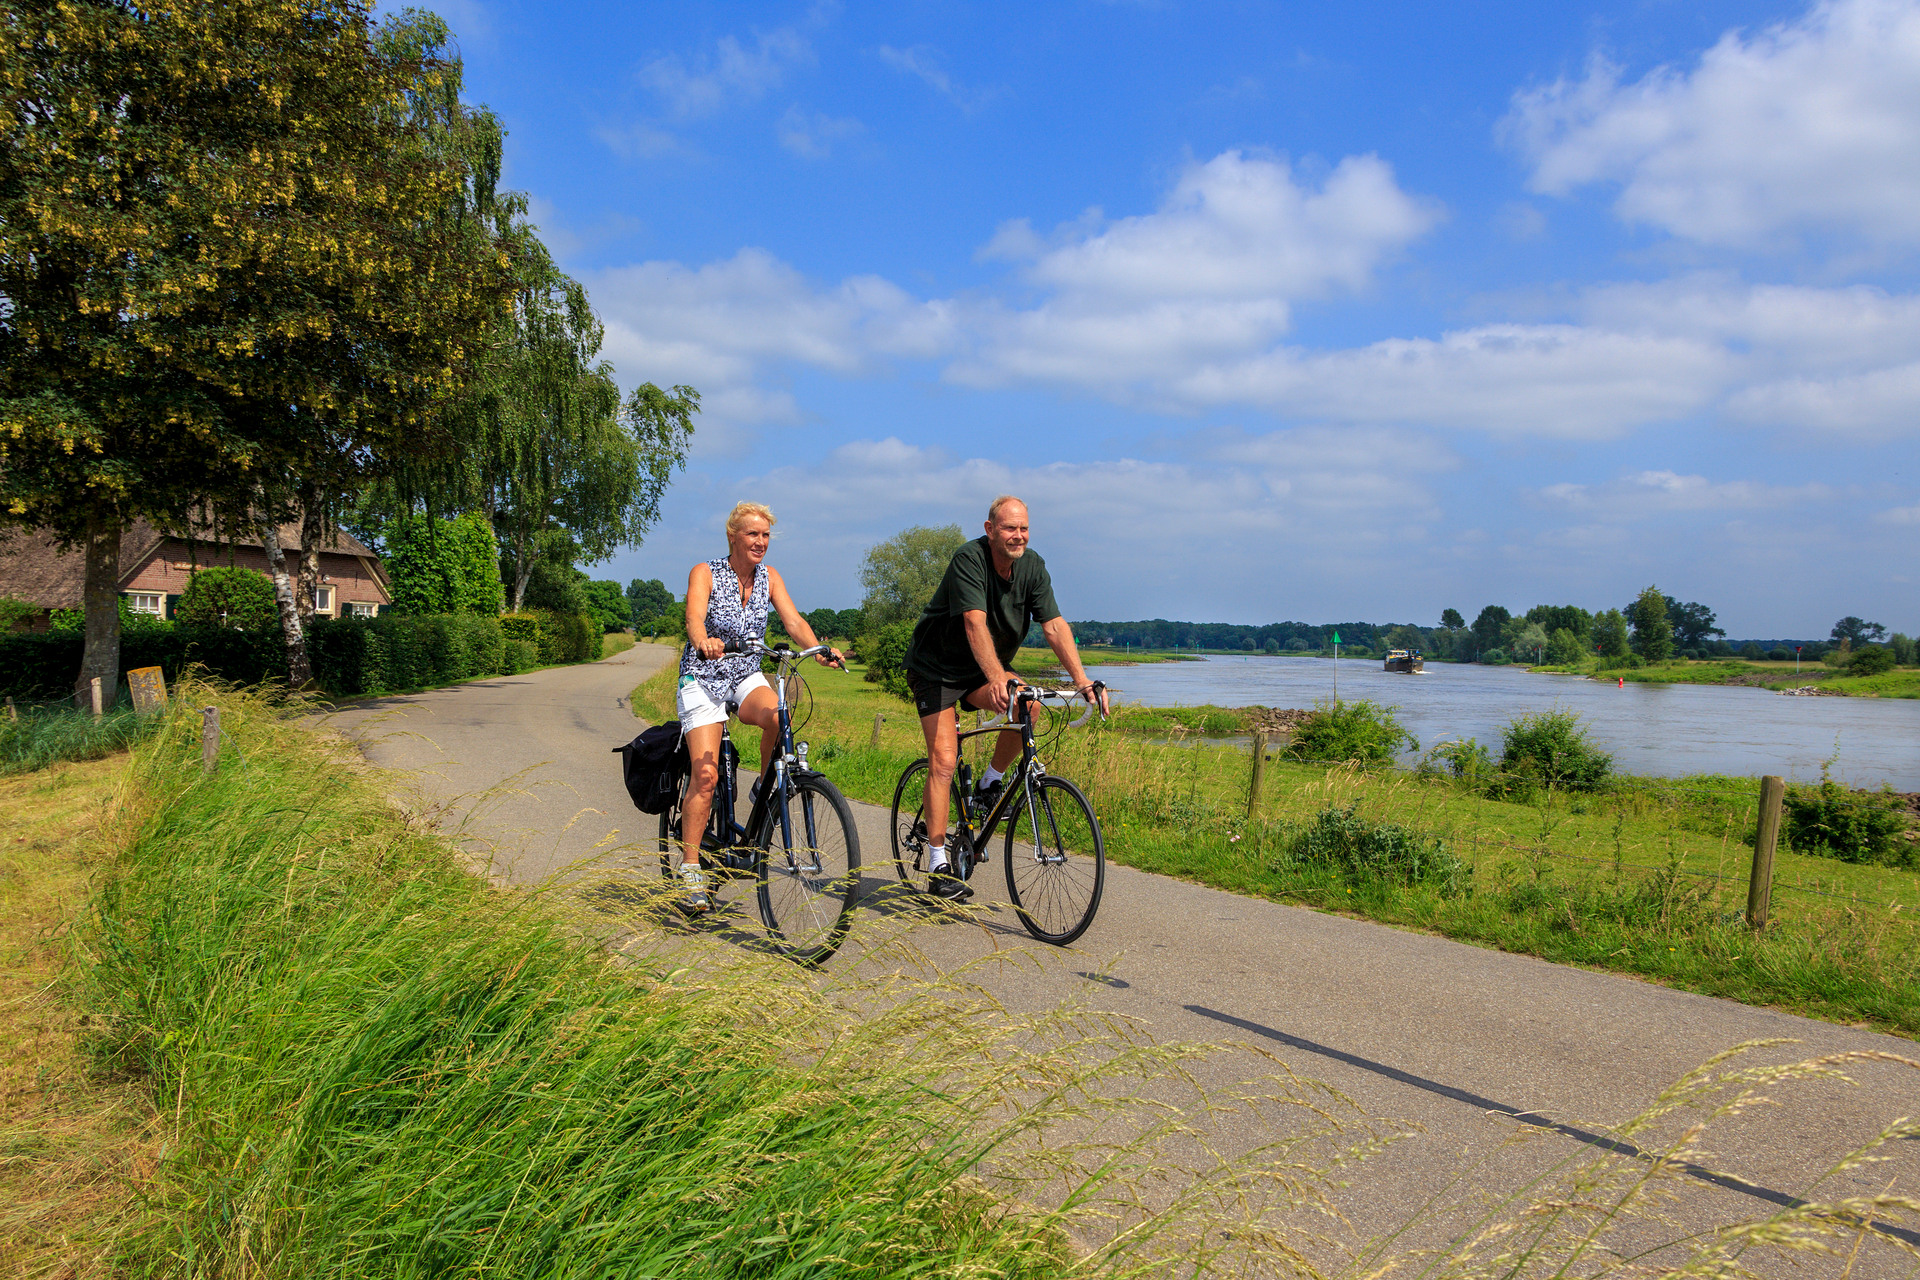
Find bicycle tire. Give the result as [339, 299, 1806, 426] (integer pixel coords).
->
[657, 805, 679, 881]
[1002, 775, 1104, 945]
[757, 771, 861, 966]
[888, 758, 976, 893]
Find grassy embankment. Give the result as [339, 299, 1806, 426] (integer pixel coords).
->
[634, 655, 1920, 1037]
[7, 686, 1422, 1277]
[1527, 656, 1920, 698]
[6, 689, 1917, 1276]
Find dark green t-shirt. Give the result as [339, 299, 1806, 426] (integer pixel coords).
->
[904, 537, 1062, 689]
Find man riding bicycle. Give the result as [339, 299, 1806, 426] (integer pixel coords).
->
[902, 495, 1109, 900]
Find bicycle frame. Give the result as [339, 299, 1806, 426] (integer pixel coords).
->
[695, 643, 836, 872]
[942, 682, 1099, 869]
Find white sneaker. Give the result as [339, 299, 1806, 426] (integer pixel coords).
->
[679, 863, 710, 912]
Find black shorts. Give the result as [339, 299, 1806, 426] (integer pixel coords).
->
[905, 669, 983, 720]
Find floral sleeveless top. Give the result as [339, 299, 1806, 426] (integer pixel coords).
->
[679, 557, 769, 703]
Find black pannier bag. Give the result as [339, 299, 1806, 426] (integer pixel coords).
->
[614, 722, 686, 815]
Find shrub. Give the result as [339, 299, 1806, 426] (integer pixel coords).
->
[1847, 645, 1897, 677]
[1767, 648, 1791, 662]
[309, 614, 509, 696]
[1891, 632, 1916, 666]
[1499, 709, 1612, 791]
[0, 595, 37, 633]
[503, 639, 539, 674]
[1286, 699, 1416, 764]
[1479, 648, 1509, 666]
[858, 619, 916, 701]
[532, 609, 598, 665]
[1419, 737, 1495, 788]
[1284, 803, 1467, 894]
[499, 612, 539, 644]
[175, 566, 279, 629]
[383, 511, 504, 615]
[1784, 768, 1914, 868]
[1598, 652, 1646, 670]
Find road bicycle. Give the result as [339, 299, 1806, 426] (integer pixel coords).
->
[889, 681, 1107, 946]
[657, 641, 860, 966]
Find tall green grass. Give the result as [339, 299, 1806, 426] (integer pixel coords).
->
[0, 704, 158, 776]
[78, 687, 1390, 1277]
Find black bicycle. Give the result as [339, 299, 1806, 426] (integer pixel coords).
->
[889, 682, 1106, 946]
[658, 641, 861, 966]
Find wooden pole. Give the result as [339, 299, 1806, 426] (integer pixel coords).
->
[1247, 731, 1267, 820]
[870, 713, 884, 750]
[1747, 774, 1785, 929]
[4, 696, 14, 722]
[202, 706, 219, 774]
[88, 676, 103, 718]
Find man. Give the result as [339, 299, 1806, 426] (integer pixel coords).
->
[902, 495, 1109, 899]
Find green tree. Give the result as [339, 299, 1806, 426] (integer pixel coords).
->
[859, 525, 966, 629]
[1593, 609, 1630, 658]
[1665, 599, 1723, 649]
[175, 568, 278, 630]
[1525, 604, 1593, 641]
[1469, 605, 1511, 661]
[1891, 633, 1916, 666]
[1626, 586, 1673, 661]
[1440, 608, 1465, 631]
[581, 580, 628, 633]
[1831, 616, 1886, 647]
[0, 3, 511, 696]
[384, 511, 504, 615]
[627, 578, 674, 629]
[1506, 621, 1550, 663]
[1546, 627, 1585, 664]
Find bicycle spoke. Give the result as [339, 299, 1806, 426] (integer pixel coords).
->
[758, 773, 861, 965]
[1003, 776, 1104, 945]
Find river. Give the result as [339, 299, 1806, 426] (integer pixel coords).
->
[1081, 655, 1920, 790]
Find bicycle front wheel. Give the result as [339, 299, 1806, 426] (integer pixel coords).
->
[1002, 776, 1104, 945]
[757, 772, 862, 965]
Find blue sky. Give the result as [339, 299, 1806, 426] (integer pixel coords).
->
[440, 0, 1918, 636]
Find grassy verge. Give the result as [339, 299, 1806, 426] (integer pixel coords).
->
[66, 686, 1416, 1276]
[635, 661, 1920, 1036]
[0, 705, 160, 777]
[0, 758, 156, 1274]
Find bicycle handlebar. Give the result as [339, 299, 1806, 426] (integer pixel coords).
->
[719, 638, 845, 669]
[975, 680, 1106, 731]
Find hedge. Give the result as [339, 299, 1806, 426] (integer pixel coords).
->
[0, 609, 605, 701]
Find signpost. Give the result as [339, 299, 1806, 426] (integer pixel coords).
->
[1331, 630, 1341, 703]
[1794, 645, 1802, 676]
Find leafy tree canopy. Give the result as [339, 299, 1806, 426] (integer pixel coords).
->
[860, 525, 965, 630]
[627, 578, 674, 627]
[1440, 608, 1466, 631]
[1665, 598, 1724, 649]
[1831, 616, 1887, 646]
[1626, 586, 1673, 661]
[385, 511, 503, 616]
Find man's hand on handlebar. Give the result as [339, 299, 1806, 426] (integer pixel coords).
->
[1077, 679, 1110, 718]
[816, 646, 846, 670]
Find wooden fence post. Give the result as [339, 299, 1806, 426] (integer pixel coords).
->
[4, 696, 14, 722]
[1747, 775, 1785, 929]
[870, 713, 885, 750]
[1247, 731, 1268, 820]
[88, 677, 103, 718]
[202, 706, 220, 774]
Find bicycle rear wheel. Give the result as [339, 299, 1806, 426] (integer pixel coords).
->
[888, 757, 977, 893]
[757, 771, 861, 965]
[1002, 775, 1104, 945]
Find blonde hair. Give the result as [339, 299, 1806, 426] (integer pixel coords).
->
[986, 494, 1026, 524]
[725, 501, 776, 535]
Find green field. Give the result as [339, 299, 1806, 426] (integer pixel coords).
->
[635, 657, 1920, 1037]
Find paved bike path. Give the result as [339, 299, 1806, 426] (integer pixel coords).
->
[326, 644, 1917, 1264]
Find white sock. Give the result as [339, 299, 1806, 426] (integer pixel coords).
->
[981, 765, 1004, 787]
[928, 843, 948, 872]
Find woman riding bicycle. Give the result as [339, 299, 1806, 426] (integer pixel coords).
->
[676, 501, 842, 911]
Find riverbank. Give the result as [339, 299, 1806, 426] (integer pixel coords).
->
[635, 658, 1920, 1037]
[1525, 656, 1920, 698]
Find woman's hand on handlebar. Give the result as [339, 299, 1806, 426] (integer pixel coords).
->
[695, 635, 727, 661]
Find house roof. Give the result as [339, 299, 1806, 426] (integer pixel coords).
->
[0, 517, 384, 609]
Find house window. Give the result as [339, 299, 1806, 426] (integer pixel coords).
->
[127, 593, 165, 616]
[313, 585, 335, 614]
[346, 601, 376, 618]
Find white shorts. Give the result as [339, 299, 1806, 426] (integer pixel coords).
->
[675, 672, 772, 731]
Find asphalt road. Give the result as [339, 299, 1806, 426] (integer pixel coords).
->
[329, 642, 1919, 1272]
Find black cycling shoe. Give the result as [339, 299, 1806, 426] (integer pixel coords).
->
[972, 776, 1005, 813]
[926, 868, 973, 901]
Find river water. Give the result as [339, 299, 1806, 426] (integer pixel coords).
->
[1081, 655, 1920, 790]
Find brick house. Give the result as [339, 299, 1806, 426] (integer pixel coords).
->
[0, 518, 390, 629]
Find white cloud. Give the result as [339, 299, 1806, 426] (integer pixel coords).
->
[1534, 469, 1836, 516]
[952, 150, 1440, 392]
[1875, 503, 1920, 524]
[776, 106, 863, 158]
[876, 44, 1002, 112]
[640, 26, 814, 119]
[1505, 0, 1920, 248]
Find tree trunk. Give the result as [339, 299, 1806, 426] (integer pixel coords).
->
[508, 538, 531, 612]
[76, 513, 123, 710]
[259, 519, 313, 687]
[297, 493, 323, 620]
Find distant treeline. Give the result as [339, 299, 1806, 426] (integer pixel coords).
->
[1068, 619, 1396, 653]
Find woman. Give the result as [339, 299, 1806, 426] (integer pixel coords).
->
[676, 501, 843, 911]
